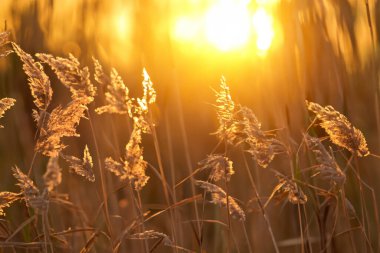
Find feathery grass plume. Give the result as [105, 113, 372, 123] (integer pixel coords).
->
[272, 173, 307, 205]
[62, 145, 95, 182]
[92, 57, 110, 87]
[11, 43, 52, 111]
[141, 68, 156, 105]
[105, 127, 149, 190]
[306, 101, 369, 157]
[304, 134, 346, 187]
[132, 113, 151, 134]
[232, 106, 284, 168]
[12, 166, 48, 212]
[214, 76, 235, 141]
[195, 180, 246, 221]
[134, 69, 156, 115]
[124, 127, 149, 190]
[129, 230, 171, 243]
[95, 68, 133, 115]
[36, 100, 86, 157]
[104, 157, 124, 177]
[213, 79, 283, 167]
[0, 192, 21, 216]
[43, 156, 62, 191]
[36, 53, 96, 104]
[0, 31, 12, 58]
[0, 98, 15, 128]
[198, 154, 235, 182]
[129, 230, 195, 253]
[131, 69, 156, 133]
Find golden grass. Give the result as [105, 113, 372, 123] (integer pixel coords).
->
[0, 30, 378, 253]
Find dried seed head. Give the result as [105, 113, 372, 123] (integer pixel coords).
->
[0, 192, 20, 216]
[12, 166, 39, 198]
[306, 101, 369, 157]
[36, 100, 86, 157]
[12, 43, 52, 111]
[198, 154, 234, 182]
[92, 57, 110, 87]
[0, 98, 15, 128]
[195, 180, 246, 221]
[106, 126, 149, 191]
[12, 166, 42, 209]
[213, 79, 283, 168]
[273, 173, 307, 205]
[95, 68, 133, 115]
[43, 156, 62, 191]
[0, 31, 12, 58]
[235, 106, 284, 168]
[124, 128, 149, 191]
[142, 68, 156, 105]
[214, 77, 235, 140]
[105, 157, 124, 177]
[62, 145, 95, 182]
[132, 69, 156, 133]
[304, 134, 346, 187]
[36, 53, 96, 104]
[129, 230, 172, 246]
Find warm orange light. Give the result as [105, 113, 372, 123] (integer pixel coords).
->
[252, 8, 274, 52]
[173, 16, 201, 41]
[204, 1, 251, 51]
[255, 0, 280, 5]
[115, 13, 130, 39]
[172, 0, 277, 53]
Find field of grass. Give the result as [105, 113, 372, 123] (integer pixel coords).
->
[0, 0, 380, 252]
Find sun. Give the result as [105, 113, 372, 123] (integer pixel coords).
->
[172, 0, 277, 53]
[115, 12, 130, 39]
[204, 1, 251, 51]
[252, 8, 274, 52]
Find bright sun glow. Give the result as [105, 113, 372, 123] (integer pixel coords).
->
[252, 8, 274, 51]
[173, 17, 201, 41]
[115, 13, 129, 39]
[172, 0, 277, 53]
[204, 1, 251, 51]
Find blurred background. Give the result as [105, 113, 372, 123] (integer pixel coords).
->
[1, 0, 380, 252]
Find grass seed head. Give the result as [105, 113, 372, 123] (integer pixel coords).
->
[0, 98, 16, 128]
[95, 68, 133, 115]
[0, 192, 20, 216]
[0, 31, 12, 58]
[306, 101, 369, 157]
[36, 53, 96, 104]
[12, 166, 47, 211]
[43, 156, 62, 191]
[195, 180, 246, 221]
[12, 43, 52, 111]
[198, 154, 235, 182]
[274, 173, 307, 205]
[62, 145, 95, 182]
[304, 134, 346, 187]
[36, 100, 86, 157]
[124, 127, 149, 191]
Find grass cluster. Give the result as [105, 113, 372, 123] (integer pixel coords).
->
[0, 29, 379, 253]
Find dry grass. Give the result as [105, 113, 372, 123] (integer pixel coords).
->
[0, 6, 379, 251]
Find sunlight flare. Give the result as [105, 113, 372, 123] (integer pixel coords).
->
[252, 8, 274, 51]
[204, 1, 251, 51]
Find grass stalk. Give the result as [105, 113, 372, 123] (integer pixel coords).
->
[241, 151, 280, 253]
[86, 110, 113, 243]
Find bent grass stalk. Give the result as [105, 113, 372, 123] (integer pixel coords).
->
[149, 112, 178, 251]
[241, 152, 280, 253]
[86, 109, 113, 244]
